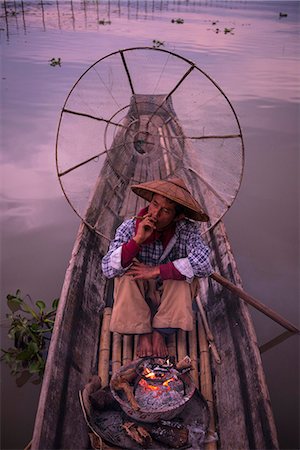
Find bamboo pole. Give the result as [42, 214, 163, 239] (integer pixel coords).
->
[111, 332, 122, 375]
[198, 312, 217, 450]
[260, 330, 293, 354]
[123, 335, 133, 365]
[133, 335, 139, 359]
[24, 440, 32, 450]
[166, 332, 177, 357]
[98, 307, 112, 387]
[188, 312, 199, 388]
[210, 272, 299, 334]
[177, 329, 187, 362]
[195, 295, 221, 364]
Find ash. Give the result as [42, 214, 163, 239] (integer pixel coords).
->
[135, 378, 185, 411]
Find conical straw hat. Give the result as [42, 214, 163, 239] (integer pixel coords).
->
[131, 178, 209, 222]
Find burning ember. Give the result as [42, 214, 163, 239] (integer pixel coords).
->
[140, 368, 176, 391]
[135, 363, 185, 410]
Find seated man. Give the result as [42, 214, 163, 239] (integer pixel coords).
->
[102, 178, 212, 358]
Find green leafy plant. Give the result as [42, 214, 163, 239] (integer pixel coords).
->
[49, 57, 61, 67]
[1, 290, 59, 386]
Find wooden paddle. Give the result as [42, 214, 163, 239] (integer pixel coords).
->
[210, 272, 299, 334]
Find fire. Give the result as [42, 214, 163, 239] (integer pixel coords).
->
[144, 368, 156, 379]
[139, 378, 160, 392]
[162, 377, 175, 388]
[139, 370, 176, 396]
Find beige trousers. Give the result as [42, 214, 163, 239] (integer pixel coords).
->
[110, 275, 199, 334]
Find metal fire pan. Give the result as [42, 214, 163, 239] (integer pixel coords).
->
[110, 361, 196, 423]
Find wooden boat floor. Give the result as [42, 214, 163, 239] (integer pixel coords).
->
[81, 387, 210, 450]
[96, 306, 215, 449]
[98, 307, 208, 391]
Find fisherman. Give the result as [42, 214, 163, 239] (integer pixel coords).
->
[102, 178, 212, 358]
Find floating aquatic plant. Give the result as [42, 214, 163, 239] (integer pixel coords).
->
[152, 39, 164, 48]
[224, 27, 234, 35]
[214, 27, 234, 35]
[1, 290, 59, 386]
[171, 18, 184, 24]
[49, 57, 61, 67]
[98, 18, 111, 25]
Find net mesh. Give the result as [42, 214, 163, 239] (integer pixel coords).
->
[56, 48, 244, 238]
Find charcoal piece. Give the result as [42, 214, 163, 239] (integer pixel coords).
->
[176, 356, 192, 371]
[111, 377, 140, 411]
[122, 421, 152, 447]
[111, 365, 141, 410]
[146, 421, 189, 448]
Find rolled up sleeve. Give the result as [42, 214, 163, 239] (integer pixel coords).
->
[101, 220, 135, 278]
[186, 225, 212, 278]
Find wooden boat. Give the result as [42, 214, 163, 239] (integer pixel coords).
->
[31, 62, 279, 449]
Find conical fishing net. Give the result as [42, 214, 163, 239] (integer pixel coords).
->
[56, 47, 244, 239]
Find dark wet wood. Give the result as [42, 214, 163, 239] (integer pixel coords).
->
[204, 221, 279, 449]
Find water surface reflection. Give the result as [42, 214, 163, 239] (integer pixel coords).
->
[1, 1, 299, 449]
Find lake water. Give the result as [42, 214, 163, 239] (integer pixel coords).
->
[1, 1, 299, 449]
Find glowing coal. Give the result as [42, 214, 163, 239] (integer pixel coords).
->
[134, 362, 186, 410]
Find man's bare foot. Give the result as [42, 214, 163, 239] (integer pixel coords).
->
[152, 330, 168, 357]
[137, 333, 153, 357]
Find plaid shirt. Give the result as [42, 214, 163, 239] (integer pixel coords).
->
[102, 218, 212, 282]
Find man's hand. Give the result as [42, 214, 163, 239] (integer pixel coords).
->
[126, 262, 160, 280]
[133, 214, 157, 245]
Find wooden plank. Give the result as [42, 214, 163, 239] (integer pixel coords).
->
[198, 312, 217, 450]
[205, 221, 279, 449]
[120, 150, 145, 218]
[31, 223, 107, 450]
[135, 158, 148, 212]
[31, 114, 137, 448]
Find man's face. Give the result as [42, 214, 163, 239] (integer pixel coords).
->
[148, 194, 177, 231]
